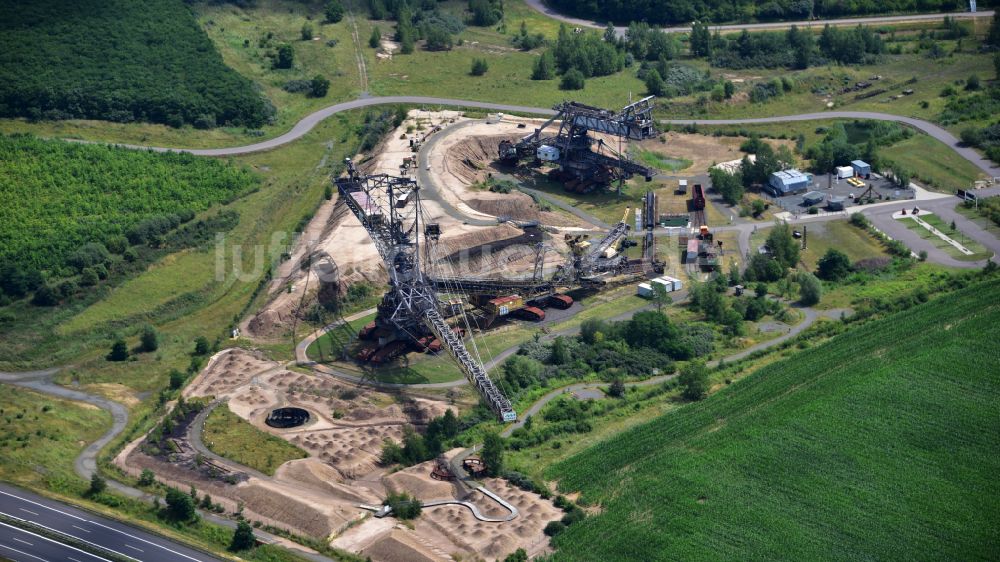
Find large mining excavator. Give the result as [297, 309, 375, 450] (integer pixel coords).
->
[335, 160, 516, 422]
[498, 97, 659, 192]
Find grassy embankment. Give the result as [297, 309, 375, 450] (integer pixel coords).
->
[202, 405, 308, 475]
[545, 276, 1000, 561]
[0, 387, 112, 493]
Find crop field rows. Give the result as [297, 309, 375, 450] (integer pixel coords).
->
[546, 277, 1000, 561]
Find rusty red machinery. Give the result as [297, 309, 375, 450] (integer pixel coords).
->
[547, 294, 574, 309]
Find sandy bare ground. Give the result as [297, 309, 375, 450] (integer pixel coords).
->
[243, 110, 553, 340]
[638, 132, 794, 174]
[124, 348, 562, 560]
[428, 117, 585, 228]
[333, 455, 561, 561]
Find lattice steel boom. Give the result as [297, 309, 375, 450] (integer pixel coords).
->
[334, 160, 516, 422]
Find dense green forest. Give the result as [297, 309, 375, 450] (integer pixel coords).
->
[0, 0, 274, 128]
[0, 134, 257, 303]
[545, 0, 995, 25]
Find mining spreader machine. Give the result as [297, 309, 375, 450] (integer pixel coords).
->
[335, 155, 671, 421]
[336, 160, 517, 422]
[498, 96, 659, 193]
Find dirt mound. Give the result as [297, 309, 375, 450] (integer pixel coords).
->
[184, 348, 275, 399]
[430, 223, 545, 278]
[238, 481, 344, 538]
[383, 460, 461, 501]
[246, 309, 294, 340]
[275, 459, 377, 504]
[447, 133, 522, 186]
[362, 530, 441, 562]
[466, 194, 542, 222]
[290, 425, 403, 479]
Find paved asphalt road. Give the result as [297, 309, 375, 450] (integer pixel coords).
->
[522, 0, 993, 35]
[0, 521, 111, 562]
[123, 99, 1000, 178]
[0, 484, 218, 562]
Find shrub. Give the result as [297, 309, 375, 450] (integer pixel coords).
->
[88, 473, 107, 495]
[423, 25, 453, 51]
[169, 369, 186, 390]
[275, 44, 294, 69]
[817, 248, 852, 281]
[138, 469, 156, 487]
[679, 361, 709, 401]
[560, 69, 586, 90]
[544, 521, 566, 536]
[482, 432, 505, 476]
[107, 339, 129, 361]
[645, 69, 666, 96]
[310, 75, 330, 98]
[325, 0, 344, 23]
[608, 379, 626, 398]
[798, 272, 823, 305]
[384, 492, 422, 519]
[229, 520, 255, 551]
[80, 267, 99, 286]
[140, 325, 159, 352]
[282, 79, 312, 93]
[532, 51, 556, 80]
[194, 336, 211, 355]
[165, 487, 196, 521]
[470, 58, 489, 76]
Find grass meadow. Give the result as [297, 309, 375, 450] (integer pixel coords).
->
[202, 404, 308, 476]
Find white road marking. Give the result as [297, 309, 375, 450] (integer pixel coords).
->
[0, 490, 87, 521]
[1, 489, 204, 561]
[72, 525, 92, 533]
[11, 537, 32, 546]
[0, 521, 119, 562]
[124, 544, 143, 553]
[0, 541, 48, 562]
[18, 508, 38, 516]
[86, 520, 206, 561]
[69, 557, 84, 562]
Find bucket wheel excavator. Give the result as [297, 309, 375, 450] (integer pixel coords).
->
[498, 97, 659, 193]
[335, 160, 516, 422]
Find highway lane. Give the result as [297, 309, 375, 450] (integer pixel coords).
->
[0, 521, 111, 562]
[522, 0, 993, 35]
[0, 484, 218, 562]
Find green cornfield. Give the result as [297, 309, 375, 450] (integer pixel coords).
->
[547, 277, 1000, 561]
